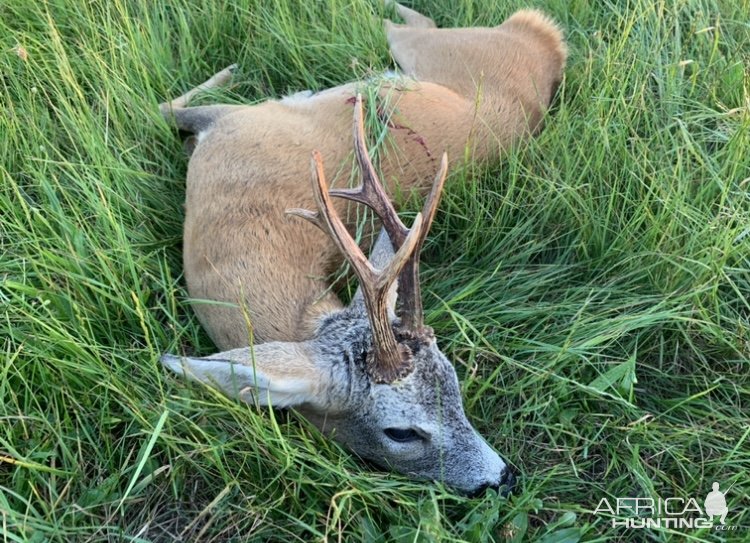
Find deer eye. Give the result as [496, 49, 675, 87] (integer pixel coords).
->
[384, 428, 421, 443]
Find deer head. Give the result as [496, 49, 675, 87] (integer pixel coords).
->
[161, 96, 513, 495]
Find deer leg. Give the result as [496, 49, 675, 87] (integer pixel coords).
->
[385, 1, 436, 28]
[160, 64, 243, 151]
[159, 64, 237, 115]
[383, 3, 439, 77]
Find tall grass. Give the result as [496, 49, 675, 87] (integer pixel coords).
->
[1, 0, 748, 541]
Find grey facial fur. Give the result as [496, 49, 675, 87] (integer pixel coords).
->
[296, 303, 509, 494]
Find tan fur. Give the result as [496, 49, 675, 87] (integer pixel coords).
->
[166, 7, 566, 350]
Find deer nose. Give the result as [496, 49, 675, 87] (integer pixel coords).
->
[468, 469, 516, 498]
[498, 468, 516, 496]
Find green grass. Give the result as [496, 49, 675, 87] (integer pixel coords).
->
[1, 0, 749, 541]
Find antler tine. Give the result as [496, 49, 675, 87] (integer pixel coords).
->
[288, 150, 425, 383]
[398, 152, 449, 333]
[329, 94, 409, 245]
[285, 207, 325, 231]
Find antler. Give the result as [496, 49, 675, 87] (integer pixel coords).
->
[287, 94, 448, 382]
[330, 95, 448, 334]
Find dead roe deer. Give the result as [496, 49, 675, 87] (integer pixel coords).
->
[160, 2, 566, 495]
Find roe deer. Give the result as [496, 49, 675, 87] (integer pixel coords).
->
[160, 2, 565, 495]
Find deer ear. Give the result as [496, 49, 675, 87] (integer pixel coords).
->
[161, 342, 328, 409]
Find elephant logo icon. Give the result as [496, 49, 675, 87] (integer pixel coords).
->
[704, 482, 728, 525]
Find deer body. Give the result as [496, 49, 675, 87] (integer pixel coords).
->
[161, 3, 565, 494]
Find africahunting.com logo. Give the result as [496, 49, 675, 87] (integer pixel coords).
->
[594, 482, 744, 531]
